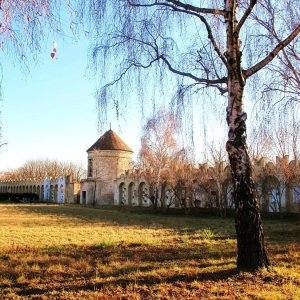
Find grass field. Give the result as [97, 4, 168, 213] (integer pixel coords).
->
[0, 203, 299, 299]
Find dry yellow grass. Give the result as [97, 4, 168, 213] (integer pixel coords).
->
[0, 203, 299, 299]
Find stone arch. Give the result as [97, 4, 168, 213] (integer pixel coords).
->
[37, 185, 41, 200]
[208, 179, 219, 208]
[33, 185, 37, 194]
[138, 182, 149, 206]
[29, 185, 33, 193]
[261, 175, 281, 212]
[286, 175, 300, 212]
[50, 185, 54, 202]
[41, 185, 44, 200]
[164, 186, 176, 208]
[227, 186, 235, 209]
[59, 184, 64, 203]
[194, 183, 209, 208]
[174, 179, 186, 208]
[54, 184, 58, 202]
[159, 182, 168, 208]
[119, 182, 126, 205]
[128, 182, 136, 206]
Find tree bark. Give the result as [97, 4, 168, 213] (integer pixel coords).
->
[225, 0, 270, 270]
[226, 133, 270, 269]
[225, 70, 270, 269]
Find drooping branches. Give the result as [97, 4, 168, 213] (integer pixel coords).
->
[128, 0, 225, 16]
[82, 0, 300, 270]
[0, 0, 67, 63]
[245, 24, 300, 79]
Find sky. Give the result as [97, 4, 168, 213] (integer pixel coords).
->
[0, 5, 232, 173]
[0, 30, 229, 173]
[0, 35, 142, 171]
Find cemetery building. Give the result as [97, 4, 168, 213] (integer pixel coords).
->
[80, 129, 133, 205]
[0, 130, 299, 213]
[0, 176, 80, 203]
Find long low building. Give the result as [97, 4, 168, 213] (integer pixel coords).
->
[1, 130, 300, 213]
[0, 176, 80, 204]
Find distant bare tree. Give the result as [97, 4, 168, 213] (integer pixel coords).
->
[203, 140, 231, 216]
[3, 159, 85, 182]
[138, 109, 181, 210]
[248, 124, 273, 161]
[271, 109, 300, 161]
[167, 153, 197, 212]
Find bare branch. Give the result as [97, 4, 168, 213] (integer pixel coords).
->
[101, 57, 161, 89]
[160, 54, 226, 86]
[127, 0, 229, 68]
[245, 24, 300, 78]
[236, 0, 257, 33]
[128, 0, 225, 16]
[0, 143, 8, 148]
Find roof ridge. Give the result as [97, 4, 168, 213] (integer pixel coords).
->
[87, 129, 133, 152]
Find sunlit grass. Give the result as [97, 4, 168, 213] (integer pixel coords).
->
[0, 203, 299, 299]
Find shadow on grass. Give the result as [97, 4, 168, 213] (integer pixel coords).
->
[0, 242, 239, 297]
[17, 268, 240, 297]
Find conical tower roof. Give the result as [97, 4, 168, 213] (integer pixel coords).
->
[87, 130, 133, 152]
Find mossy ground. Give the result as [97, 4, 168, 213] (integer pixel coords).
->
[0, 203, 299, 299]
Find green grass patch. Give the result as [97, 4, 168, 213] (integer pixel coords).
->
[0, 203, 299, 299]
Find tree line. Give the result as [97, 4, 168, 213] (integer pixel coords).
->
[2, 159, 86, 182]
[136, 109, 300, 214]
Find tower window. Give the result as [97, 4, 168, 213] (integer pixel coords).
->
[88, 159, 93, 177]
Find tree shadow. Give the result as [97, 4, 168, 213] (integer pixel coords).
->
[0, 242, 239, 298]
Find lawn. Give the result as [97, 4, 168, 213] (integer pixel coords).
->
[0, 203, 299, 299]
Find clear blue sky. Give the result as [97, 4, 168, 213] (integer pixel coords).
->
[0, 35, 141, 171]
[0, 18, 227, 173]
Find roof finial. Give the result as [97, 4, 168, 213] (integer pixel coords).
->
[110, 122, 111, 130]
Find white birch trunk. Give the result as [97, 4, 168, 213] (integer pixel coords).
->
[225, 0, 270, 269]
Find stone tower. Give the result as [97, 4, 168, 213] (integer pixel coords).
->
[80, 129, 133, 204]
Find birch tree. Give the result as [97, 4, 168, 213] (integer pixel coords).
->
[82, 0, 300, 269]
